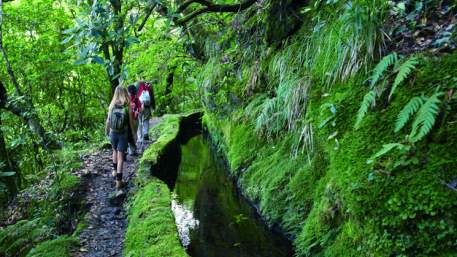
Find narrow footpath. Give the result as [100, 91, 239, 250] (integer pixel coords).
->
[72, 118, 160, 257]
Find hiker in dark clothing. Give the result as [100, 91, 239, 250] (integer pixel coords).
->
[127, 85, 140, 156]
[105, 86, 135, 189]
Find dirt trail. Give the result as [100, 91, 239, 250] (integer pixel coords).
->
[72, 118, 160, 257]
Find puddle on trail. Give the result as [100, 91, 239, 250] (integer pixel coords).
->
[171, 135, 294, 257]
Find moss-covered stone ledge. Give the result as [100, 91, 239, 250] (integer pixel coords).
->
[124, 179, 187, 257]
[124, 112, 202, 257]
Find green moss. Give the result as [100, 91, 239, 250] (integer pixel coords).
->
[125, 114, 189, 257]
[27, 236, 78, 257]
[204, 52, 457, 256]
[124, 180, 187, 257]
[140, 114, 181, 167]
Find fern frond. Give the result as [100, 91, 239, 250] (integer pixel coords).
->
[409, 92, 443, 142]
[355, 90, 377, 129]
[389, 56, 418, 99]
[370, 52, 397, 88]
[244, 94, 268, 119]
[394, 96, 425, 133]
[367, 143, 406, 164]
[255, 97, 277, 132]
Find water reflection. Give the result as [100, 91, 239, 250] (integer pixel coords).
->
[171, 135, 293, 257]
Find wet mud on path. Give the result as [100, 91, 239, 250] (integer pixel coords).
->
[71, 118, 160, 257]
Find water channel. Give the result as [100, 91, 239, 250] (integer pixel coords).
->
[170, 134, 294, 257]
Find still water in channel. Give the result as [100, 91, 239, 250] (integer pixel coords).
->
[171, 135, 293, 257]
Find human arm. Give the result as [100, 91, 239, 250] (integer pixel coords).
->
[105, 115, 110, 136]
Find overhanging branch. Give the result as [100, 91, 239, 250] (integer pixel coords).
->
[137, 2, 157, 32]
[175, 0, 257, 25]
[177, 0, 212, 13]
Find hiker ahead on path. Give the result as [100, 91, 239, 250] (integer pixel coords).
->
[127, 84, 140, 156]
[136, 80, 155, 142]
[105, 86, 135, 189]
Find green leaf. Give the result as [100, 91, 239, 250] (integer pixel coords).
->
[390, 56, 418, 100]
[61, 34, 74, 44]
[395, 96, 425, 132]
[355, 90, 377, 129]
[0, 171, 16, 177]
[409, 92, 443, 142]
[63, 27, 76, 34]
[74, 58, 87, 65]
[125, 36, 140, 48]
[91, 56, 104, 64]
[370, 52, 398, 88]
[367, 143, 407, 164]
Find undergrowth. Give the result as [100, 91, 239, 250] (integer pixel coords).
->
[0, 133, 107, 257]
[204, 50, 457, 256]
[197, 1, 457, 253]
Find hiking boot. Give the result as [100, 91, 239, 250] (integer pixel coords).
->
[108, 189, 126, 206]
[115, 180, 125, 189]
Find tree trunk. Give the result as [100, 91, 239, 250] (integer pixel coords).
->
[0, 118, 18, 194]
[165, 65, 177, 96]
[0, 1, 60, 149]
[0, 81, 60, 149]
[108, 0, 124, 97]
[163, 65, 177, 111]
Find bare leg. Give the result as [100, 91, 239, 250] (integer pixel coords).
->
[112, 150, 118, 163]
[117, 151, 124, 174]
[112, 149, 118, 177]
[137, 117, 144, 152]
[143, 118, 150, 140]
[116, 151, 124, 189]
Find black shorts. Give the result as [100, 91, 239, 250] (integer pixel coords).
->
[110, 131, 128, 152]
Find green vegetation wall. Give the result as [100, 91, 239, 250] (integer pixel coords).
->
[0, 0, 109, 202]
[170, 0, 457, 256]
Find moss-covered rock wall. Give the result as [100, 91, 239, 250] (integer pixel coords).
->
[202, 51, 457, 256]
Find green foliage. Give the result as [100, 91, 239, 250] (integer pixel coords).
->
[0, 0, 107, 198]
[367, 142, 411, 165]
[394, 96, 425, 132]
[27, 236, 78, 257]
[64, 0, 139, 81]
[0, 219, 54, 257]
[125, 17, 201, 114]
[390, 56, 419, 99]
[203, 47, 457, 256]
[355, 90, 377, 128]
[356, 53, 419, 127]
[394, 92, 443, 142]
[409, 92, 443, 142]
[370, 52, 398, 87]
[2, 1, 457, 257]
[301, 0, 388, 86]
